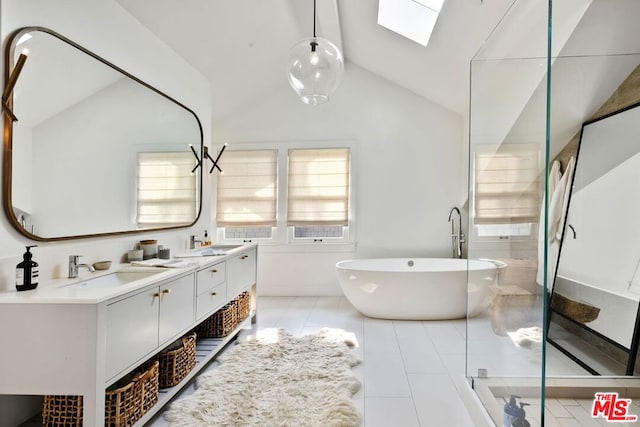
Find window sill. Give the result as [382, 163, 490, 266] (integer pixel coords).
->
[258, 242, 356, 254]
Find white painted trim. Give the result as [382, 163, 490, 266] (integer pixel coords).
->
[452, 375, 496, 427]
[214, 140, 358, 252]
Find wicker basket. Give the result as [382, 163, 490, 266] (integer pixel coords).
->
[235, 291, 250, 322]
[105, 359, 159, 426]
[158, 332, 197, 388]
[42, 395, 83, 427]
[195, 301, 238, 338]
[42, 360, 159, 427]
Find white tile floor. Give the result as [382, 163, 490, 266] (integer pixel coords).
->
[13, 296, 630, 426]
[147, 296, 480, 426]
[147, 296, 595, 427]
[466, 312, 589, 379]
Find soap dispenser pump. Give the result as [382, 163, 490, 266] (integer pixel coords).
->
[503, 395, 530, 427]
[203, 230, 211, 247]
[16, 245, 39, 291]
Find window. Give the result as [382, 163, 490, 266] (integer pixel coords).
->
[136, 152, 198, 225]
[216, 150, 277, 240]
[216, 144, 354, 247]
[472, 143, 541, 238]
[377, 0, 445, 47]
[287, 148, 350, 242]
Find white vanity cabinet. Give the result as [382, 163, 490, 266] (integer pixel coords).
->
[0, 243, 258, 427]
[227, 246, 257, 297]
[106, 273, 195, 381]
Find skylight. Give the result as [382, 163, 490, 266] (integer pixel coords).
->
[377, 0, 445, 47]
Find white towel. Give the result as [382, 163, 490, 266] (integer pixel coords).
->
[546, 157, 576, 291]
[556, 157, 575, 243]
[536, 161, 561, 287]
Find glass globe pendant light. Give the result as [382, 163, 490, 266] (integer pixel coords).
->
[286, 0, 344, 105]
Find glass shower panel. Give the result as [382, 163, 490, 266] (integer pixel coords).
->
[467, 0, 550, 425]
[469, 0, 640, 425]
[543, 0, 640, 424]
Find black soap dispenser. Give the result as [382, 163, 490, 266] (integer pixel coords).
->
[16, 245, 39, 291]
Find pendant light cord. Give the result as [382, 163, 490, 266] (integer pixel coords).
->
[313, 0, 317, 38]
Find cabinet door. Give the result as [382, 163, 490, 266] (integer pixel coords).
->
[158, 274, 195, 344]
[196, 282, 227, 320]
[227, 247, 257, 298]
[106, 288, 159, 380]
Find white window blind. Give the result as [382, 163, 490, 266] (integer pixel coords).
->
[287, 148, 350, 226]
[216, 150, 277, 226]
[473, 143, 540, 225]
[137, 152, 197, 224]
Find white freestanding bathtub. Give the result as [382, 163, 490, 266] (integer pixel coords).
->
[335, 258, 498, 320]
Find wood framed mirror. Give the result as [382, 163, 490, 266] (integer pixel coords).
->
[2, 26, 203, 241]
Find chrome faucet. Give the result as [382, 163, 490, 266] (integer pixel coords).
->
[68, 255, 95, 278]
[189, 235, 202, 250]
[448, 207, 465, 259]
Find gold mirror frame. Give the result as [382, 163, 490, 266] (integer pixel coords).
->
[2, 26, 203, 241]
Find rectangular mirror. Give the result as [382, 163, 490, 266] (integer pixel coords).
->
[548, 101, 640, 375]
[3, 27, 203, 240]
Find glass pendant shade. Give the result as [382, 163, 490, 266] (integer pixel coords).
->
[286, 37, 344, 105]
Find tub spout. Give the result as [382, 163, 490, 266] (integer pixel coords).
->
[448, 207, 465, 259]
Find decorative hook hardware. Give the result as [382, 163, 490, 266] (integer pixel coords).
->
[2, 52, 28, 122]
[191, 143, 227, 174]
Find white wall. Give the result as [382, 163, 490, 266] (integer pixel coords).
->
[213, 64, 464, 295]
[0, 2, 211, 424]
[11, 125, 32, 215]
[558, 153, 640, 295]
[0, 0, 212, 283]
[558, 113, 640, 297]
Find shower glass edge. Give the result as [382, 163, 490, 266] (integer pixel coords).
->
[466, 0, 550, 425]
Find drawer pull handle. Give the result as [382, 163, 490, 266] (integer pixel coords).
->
[211, 269, 218, 273]
[240, 255, 248, 260]
[211, 292, 217, 296]
[152, 292, 161, 297]
[162, 289, 172, 294]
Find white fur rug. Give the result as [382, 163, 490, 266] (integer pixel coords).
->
[164, 328, 362, 426]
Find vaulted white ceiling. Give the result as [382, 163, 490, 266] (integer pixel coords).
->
[115, 0, 515, 118]
[115, 0, 640, 152]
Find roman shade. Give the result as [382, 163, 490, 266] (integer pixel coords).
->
[473, 143, 540, 225]
[216, 150, 277, 226]
[137, 152, 197, 224]
[287, 148, 350, 226]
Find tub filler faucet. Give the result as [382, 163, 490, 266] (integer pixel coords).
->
[68, 255, 95, 278]
[448, 207, 465, 259]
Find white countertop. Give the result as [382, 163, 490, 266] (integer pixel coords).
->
[0, 243, 255, 304]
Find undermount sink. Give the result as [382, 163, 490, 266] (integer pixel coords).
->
[200, 245, 242, 255]
[66, 271, 163, 289]
[174, 245, 242, 258]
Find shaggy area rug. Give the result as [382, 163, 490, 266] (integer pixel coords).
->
[164, 328, 362, 426]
